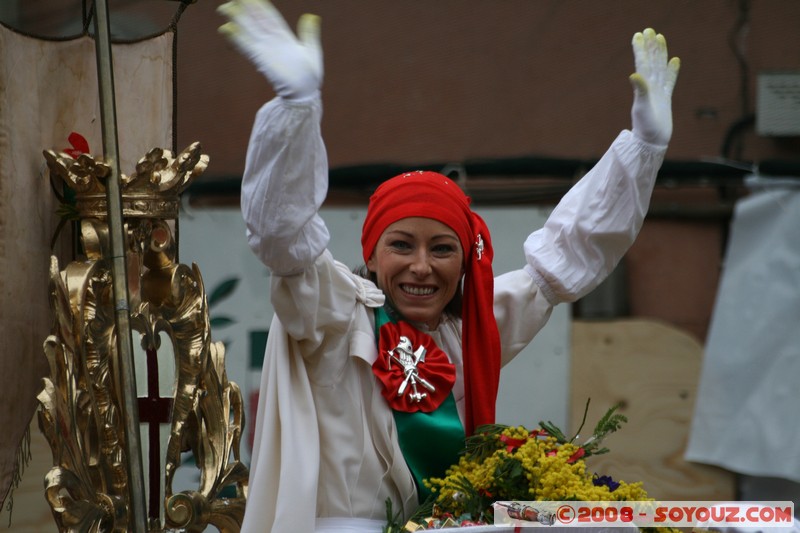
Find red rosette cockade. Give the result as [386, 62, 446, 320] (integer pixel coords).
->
[372, 321, 456, 413]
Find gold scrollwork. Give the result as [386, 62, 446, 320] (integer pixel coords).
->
[38, 145, 248, 532]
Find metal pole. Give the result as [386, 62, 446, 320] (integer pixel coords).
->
[91, 1, 148, 531]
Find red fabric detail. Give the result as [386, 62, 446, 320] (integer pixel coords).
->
[248, 391, 259, 453]
[461, 212, 500, 435]
[372, 321, 455, 413]
[64, 131, 89, 158]
[361, 171, 502, 435]
[361, 171, 473, 262]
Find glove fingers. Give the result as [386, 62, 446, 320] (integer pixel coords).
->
[238, 0, 293, 37]
[217, 0, 323, 100]
[218, 20, 242, 44]
[651, 32, 668, 75]
[630, 27, 678, 146]
[218, 20, 259, 59]
[664, 57, 681, 96]
[217, 1, 241, 19]
[297, 14, 323, 66]
[297, 14, 321, 46]
[632, 28, 682, 96]
[219, 0, 294, 49]
[629, 72, 649, 100]
[632, 29, 652, 79]
[218, 1, 261, 47]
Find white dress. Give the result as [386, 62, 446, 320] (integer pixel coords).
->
[240, 95, 667, 533]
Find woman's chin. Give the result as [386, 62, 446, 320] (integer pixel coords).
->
[395, 307, 441, 329]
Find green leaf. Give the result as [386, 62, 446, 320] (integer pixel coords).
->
[581, 403, 628, 457]
[464, 424, 507, 461]
[537, 399, 628, 458]
[592, 404, 628, 436]
[408, 495, 435, 524]
[383, 497, 405, 533]
[208, 277, 240, 306]
[538, 419, 569, 444]
[210, 316, 235, 328]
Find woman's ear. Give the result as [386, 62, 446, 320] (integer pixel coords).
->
[366, 253, 377, 273]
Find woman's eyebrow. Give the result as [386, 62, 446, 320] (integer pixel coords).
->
[384, 230, 413, 238]
[431, 234, 460, 242]
[384, 230, 459, 241]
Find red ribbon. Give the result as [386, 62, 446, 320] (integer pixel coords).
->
[372, 321, 455, 413]
[500, 434, 528, 453]
[567, 447, 586, 464]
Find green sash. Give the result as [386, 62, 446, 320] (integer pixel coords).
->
[374, 307, 465, 502]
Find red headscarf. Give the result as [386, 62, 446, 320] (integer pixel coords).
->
[361, 170, 501, 436]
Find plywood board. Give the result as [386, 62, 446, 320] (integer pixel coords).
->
[570, 318, 735, 501]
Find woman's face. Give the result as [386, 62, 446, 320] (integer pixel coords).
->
[367, 217, 464, 329]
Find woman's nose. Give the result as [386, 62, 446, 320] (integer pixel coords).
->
[409, 250, 432, 277]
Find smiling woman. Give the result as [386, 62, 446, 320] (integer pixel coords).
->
[367, 216, 464, 329]
[216, 0, 680, 531]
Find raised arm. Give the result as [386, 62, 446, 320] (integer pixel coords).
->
[218, 0, 329, 275]
[523, 28, 680, 305]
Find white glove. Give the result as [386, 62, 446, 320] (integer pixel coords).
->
[629, 28, 680, 146]
[218, 0, 322, 101]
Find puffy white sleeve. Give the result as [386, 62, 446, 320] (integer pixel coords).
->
[240, 95, 385, 378]
[240, 95, 330, 275]
[494, 130, 666, 365]
[524, 130, 666, 304]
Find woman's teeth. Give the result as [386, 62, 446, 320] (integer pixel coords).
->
[401, 285, 435, 296]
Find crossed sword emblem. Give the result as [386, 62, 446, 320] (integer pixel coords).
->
[387, 336, 436, 402]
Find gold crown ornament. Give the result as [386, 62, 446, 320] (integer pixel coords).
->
[43, 142, 208, 219]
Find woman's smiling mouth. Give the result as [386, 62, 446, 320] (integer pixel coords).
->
[400, 284, 437, 296]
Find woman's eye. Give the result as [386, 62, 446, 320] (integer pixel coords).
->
[432, 244, 456, 255]
[389, 240, 411, 251]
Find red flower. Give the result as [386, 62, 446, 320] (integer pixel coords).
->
[372, 321, 455, 413]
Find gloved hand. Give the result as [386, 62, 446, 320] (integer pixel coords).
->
[629, 28, 680, 146]
[217, 0, 322, 101]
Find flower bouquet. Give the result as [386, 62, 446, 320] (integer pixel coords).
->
[385, 400, 677, 532]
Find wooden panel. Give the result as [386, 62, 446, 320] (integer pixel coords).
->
[570, 318, 735, 501]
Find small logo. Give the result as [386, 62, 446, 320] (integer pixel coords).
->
[557, 504, 575, 524]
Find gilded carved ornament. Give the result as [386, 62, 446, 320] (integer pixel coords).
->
[39, 143, 248, 532]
